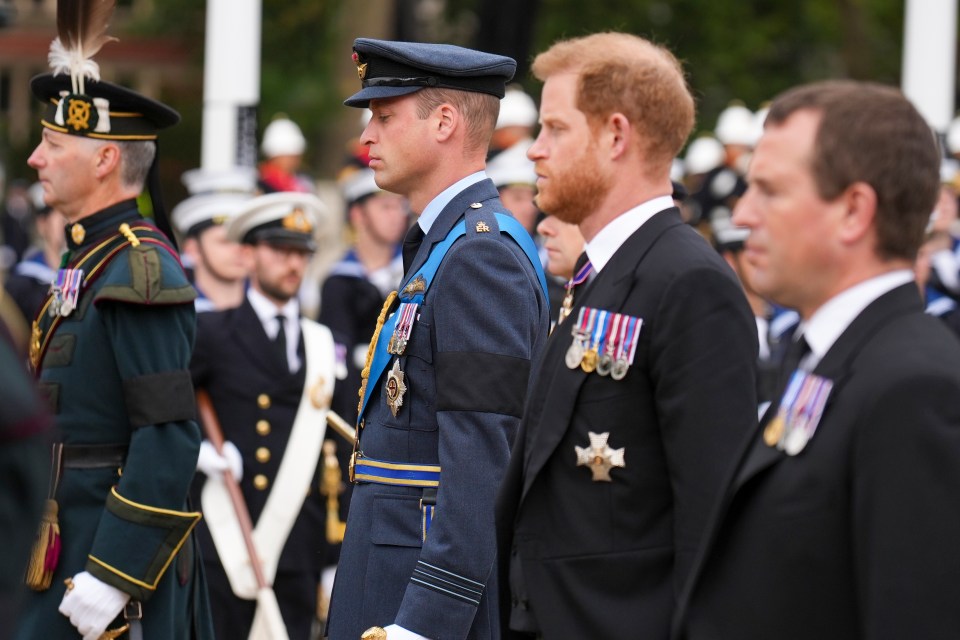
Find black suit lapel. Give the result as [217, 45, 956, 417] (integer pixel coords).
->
[520, 208, 683, 501]
[233, 298, 288, 378]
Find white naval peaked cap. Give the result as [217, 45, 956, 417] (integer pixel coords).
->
[684, 136, 725, 175]
[340, 167, 383, 206]
[711, 215, 750, 249]
[261, 117, 307, 157]
[172, 167, 258, 236]
[497, 87, 538, 130]
[715, 103, 759, 147]
[227, 191, 326, 250]
[486, 140, 537, 188]
[181, 166, 258, 196]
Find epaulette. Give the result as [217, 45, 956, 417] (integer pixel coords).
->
[94, 223, 197, 306]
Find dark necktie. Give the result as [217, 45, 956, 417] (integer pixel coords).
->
[776, 333, 811, 396]
[402, 224, 425, 273]
[274, 314, 288, 371]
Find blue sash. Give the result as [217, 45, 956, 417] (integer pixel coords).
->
[358, 213, 547, 420]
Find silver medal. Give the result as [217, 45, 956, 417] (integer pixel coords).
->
[565, 340, 585, 369]
[597, 353, 613, 376]
[610, 357, 629, 380]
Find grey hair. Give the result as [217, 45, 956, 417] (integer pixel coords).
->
[118, 141, 157, 189]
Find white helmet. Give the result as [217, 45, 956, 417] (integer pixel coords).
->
[715, 103, 759, 147]
[261, 117, 306, 158]
[684, 136, 725, 175]
[497, 88, 538, 130]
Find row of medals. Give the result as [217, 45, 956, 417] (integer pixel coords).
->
[564, 309, 641, 380]
[49, 268, 84, 318]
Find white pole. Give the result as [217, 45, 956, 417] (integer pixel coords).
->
[902, 0, 957, 134]
[201, 0, 262, 171]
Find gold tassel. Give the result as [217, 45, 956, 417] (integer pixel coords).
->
[25, 499, 62, 591]
[357, 290, 397, 415]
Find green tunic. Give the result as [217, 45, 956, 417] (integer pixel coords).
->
[15, 200, 214, 639]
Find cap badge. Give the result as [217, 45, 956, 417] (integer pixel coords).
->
[575, 431, 625, 482]
[282, 207, 313, 233]
[352, 52, 368, 81]
[65, 94, 97, 132]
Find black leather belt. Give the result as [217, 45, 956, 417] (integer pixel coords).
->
[60, 443, 128, 469]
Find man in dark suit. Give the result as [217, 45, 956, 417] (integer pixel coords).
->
[191, 192, 348, 639]
[326, 39, 549, 640]
[673, 81, 960, 639]
[495, 32, 759, 639]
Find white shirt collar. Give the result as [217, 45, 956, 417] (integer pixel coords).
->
[417, 171, 487, 234]
[798, 269, 914, 367]
[584, 195, 675, 273]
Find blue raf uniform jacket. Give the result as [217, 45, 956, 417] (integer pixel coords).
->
[327, 179, 549, 639]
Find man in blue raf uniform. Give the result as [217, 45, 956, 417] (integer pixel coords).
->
[495, 33, 758, 639]
[15, 25, 213, 640]
[673, 81, 960, 640]
[191, 191, 349, 640]
[327, 39, 550, 640]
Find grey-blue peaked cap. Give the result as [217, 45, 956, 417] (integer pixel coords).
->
[344, 38, 517, 108]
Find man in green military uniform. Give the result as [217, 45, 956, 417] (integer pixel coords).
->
[14, 7, 213, 639]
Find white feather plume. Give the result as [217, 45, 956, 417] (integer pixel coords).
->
[48, 37, 101, 84]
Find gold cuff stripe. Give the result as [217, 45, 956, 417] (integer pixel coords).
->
[109, 486, 202, 519]
[85, 487, 201, 591]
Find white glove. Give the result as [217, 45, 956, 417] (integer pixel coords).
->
[384, 624, 433, 640]
[59, 571, 131, 640]
[197, 439, 244, 481]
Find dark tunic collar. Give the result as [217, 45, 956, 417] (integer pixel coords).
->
[64, 199, 143, 252]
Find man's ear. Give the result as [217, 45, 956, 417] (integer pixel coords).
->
[435, 103, 458, 143]
[94, 142, 122, 180]
[837, 181, 877, 246]
[607, 112, 631, 160]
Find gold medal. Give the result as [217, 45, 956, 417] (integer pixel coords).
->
[384, 359, 407, 417]
[580, 348, 598, 373]
[763, 414, 785, 447]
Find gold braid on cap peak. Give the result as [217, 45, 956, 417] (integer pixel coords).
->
[47, 0, 119, 95]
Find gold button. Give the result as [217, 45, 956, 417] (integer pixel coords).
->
[256, 447, 271, 463]
[257, 394, 271, 409]
[256, 420, 271, 436]
[253, 474, 269, 490]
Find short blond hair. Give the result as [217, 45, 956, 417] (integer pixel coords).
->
[414, 88, 500, 155]
[532, 32, 695, 166]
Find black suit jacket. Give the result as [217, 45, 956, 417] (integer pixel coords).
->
[674, 282, 960, 640]
[496, 208, 758, 638]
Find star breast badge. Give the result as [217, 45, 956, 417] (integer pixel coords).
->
[575, 431, 625, 482]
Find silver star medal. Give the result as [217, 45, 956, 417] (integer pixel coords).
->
[575, 431, 625, 482]
[384, 359, 407, 417]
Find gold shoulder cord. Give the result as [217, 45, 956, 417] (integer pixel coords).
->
[357, 290, 397, 415]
